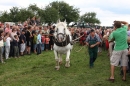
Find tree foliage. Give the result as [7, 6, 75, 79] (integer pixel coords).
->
[80, 12, 101, 25]
[44, 1, 80, 23]
[0, 2, 101, 25]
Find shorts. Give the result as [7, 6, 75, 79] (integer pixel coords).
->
[110, 49, 128, 66]
[20, 43, 25, 52]
[26, 41, 31, 47]
[33, 44, 37, 50]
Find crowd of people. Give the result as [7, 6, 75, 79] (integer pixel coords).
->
[0, 21, 56, 63]
[0, 20, 130, 82]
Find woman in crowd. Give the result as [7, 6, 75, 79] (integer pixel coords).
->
[10, 27, 17, 57]
[25, 26, 32, 55]
[0, 30, 4, 63]
[4, 33, 12, 59]
[13, 35, 19, 58]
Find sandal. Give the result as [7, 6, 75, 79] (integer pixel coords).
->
[122, 78, 126, 81]
[108, 78, 115, 83]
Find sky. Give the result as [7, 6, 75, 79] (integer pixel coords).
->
[0, 0, 130, 26]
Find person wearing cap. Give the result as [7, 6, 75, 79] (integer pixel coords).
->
[108, 21, 128, 82]
[86, 29, 101, 68]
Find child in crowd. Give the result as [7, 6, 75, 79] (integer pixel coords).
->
[45, 35, 50, 51]
[33, 31, 37, 54]
[37, 31, 42, 55]
[13, 35, 19, 58]
[41, 33, 45, 51]
[19, 30, 26, 56]
[5, 33, 12, 59]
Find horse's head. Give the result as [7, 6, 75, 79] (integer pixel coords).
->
[54, 20, 70, 42]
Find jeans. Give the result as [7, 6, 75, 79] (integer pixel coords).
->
[37, 44, 41, 54]
[5, 46, 10, 59]
[41, 43, 44, 51]
[0, 47, 3, 63]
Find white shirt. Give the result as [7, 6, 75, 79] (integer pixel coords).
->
[5, 37, 11, 46]
[0, 40, 3, 47]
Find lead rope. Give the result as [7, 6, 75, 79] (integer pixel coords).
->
[71, 34, 86, 52]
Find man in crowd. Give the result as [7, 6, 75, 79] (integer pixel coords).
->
[108, 21, 128, 82]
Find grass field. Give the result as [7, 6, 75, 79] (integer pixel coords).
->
[0, 44, 130, 86]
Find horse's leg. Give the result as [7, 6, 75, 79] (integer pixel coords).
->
[54, 50, 60, 70]
[59, 54, 62, 65]
[65, 50, 70, 67]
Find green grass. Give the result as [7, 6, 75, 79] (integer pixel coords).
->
[0, 44, 130, 86]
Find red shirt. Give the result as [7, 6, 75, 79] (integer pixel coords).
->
[45, 38, 50, 44]
[41, 36, 45, 43]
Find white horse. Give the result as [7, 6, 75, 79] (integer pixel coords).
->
[53, 20, 73, 70]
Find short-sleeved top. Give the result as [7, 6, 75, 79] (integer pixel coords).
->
[49, 29, 54, 40]
[5, 37, 11, 46]
[86, 34, 101, 43]
[33, 35, 37, 44]
[19, 34, 26, 44]
[41, 36, 45, 43]
[45, 38, 50, 44]
[13, 39, 18, 46]
[112, 25, 128, 51]
[25, 30, 31, 42]
[37, 34, 41, 44]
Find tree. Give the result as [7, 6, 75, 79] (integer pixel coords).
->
[44, 6, 58, 23]
[80, 12, 101, 25]
[0, 11, 11, 22]
[44, 1, 80, 23]
[28, 4, 44, 23]
[9, 7, 19, 22]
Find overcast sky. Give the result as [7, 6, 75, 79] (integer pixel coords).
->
[0, 0, 130, 26]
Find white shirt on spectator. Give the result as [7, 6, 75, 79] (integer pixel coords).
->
[5, 37, 11, 46]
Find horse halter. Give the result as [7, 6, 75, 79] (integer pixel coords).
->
[56, 28, 66, 42]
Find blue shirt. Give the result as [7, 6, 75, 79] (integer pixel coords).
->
[37, 34, 41, 44]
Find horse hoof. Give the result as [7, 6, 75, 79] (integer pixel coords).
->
[55, 66, 60, 70]
[59, 62, 62, 65]
[65, 64, 70, 68]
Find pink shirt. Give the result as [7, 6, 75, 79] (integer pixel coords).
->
[5, 28, 12, 33]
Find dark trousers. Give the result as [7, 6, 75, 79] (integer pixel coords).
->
[37, 44, 41, 54]
[9, 42, 14, 57]
[88, 47, 98, 67]
[128, 55, 130, 70]
[14, 46, 19, 57]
